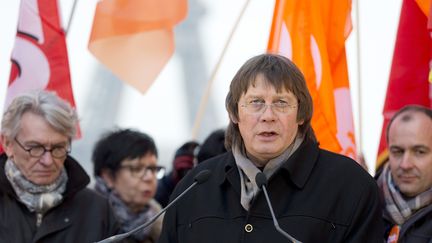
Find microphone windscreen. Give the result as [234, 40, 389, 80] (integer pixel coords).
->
[255, 172, 268, 189]
[194, 170, 211, 184]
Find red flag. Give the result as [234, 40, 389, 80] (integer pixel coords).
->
[268, 0, 356, 159]
[2, 0, 80, 148]
[88, 0, 188, 93]
[376, 0, 432, 170]
[6, 0, 77, 107]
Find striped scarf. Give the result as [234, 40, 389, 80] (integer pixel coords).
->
[378, 163, 432, 225]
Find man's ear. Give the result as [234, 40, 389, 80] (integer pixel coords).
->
[229, 113, 238, 124]
[100, 169, 115, 188]
[297, 119, 304, 125]
[1, 135, 14, 157]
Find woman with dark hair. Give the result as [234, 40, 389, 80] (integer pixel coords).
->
[92, 129, 165, 243]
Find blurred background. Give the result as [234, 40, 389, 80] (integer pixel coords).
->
[0, 0, 402, 175]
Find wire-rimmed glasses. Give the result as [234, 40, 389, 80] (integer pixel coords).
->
[240, 101, 298, 114]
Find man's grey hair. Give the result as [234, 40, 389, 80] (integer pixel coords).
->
[1, 90, 78, 140]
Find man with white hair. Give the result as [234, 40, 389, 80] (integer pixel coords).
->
[0, 90, 118, 242]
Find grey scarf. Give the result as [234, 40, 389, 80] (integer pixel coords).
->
[378, 163, 432, 225]
[5, 158, 67, 214]
[233, 135, 303, 210]
[94, 176, 160, 242]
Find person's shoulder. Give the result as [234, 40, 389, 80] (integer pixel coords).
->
[60, 188, 115, 222]
[192, 151, 232, 177]
[196, 151, 232, 168]
[318, 149, 365, 169]
[408, 203, 432, 221]
[72, 188, 111, 206]
[397, 202, 432, 241]
[312, 149, 381, 209]
[173, 151, 232, 191]
[317, 149, 375, 183]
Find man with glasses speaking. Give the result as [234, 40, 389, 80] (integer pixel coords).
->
[0, 90, 118, 242]
[159, 54, 383, 243]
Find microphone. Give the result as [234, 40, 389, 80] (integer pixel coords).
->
[95, 169, 212, 243]
[255, 172, 302, 243]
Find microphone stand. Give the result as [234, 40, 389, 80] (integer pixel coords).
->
[261, 185, 302, 243]
[96, 170, 211, 243]
[256, 172, 302, 243]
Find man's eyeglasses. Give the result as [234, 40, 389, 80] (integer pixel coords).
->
[120, 165, 166, 179]
[14, 138, 71, 159]
[240, 101, 298, 114]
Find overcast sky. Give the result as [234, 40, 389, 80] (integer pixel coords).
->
[0, 0, 403, 173]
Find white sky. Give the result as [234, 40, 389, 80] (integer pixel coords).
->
[0, 0, 402, 173]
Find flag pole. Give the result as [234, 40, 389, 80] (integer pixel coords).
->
[65, 0, 79, 36]
[355, 0, 365, 166]
[191, 0, 251, 139]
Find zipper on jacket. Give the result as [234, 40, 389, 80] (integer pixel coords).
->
[36, 213, 43, 227]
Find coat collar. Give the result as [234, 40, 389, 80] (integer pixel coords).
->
[217, 138, 320, 190]
[0, 153, 90, 199]
[278, 138, 320, 188]
[215, 152, 241, 195]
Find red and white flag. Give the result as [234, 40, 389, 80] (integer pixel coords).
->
[5, 0, 77, 109]
[268, 0, 356, 159]
[0, 0, 80, 153]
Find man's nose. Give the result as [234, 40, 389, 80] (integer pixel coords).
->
[399, 152, 414, 170]
[260, 104, 277, 121]
[39, 151, 54, 166]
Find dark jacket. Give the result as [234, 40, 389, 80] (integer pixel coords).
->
[158, 138, 383, 243]
[155, 172, 176, 207]
[382, 192, 432, 242]
[0, 153, 118, 243]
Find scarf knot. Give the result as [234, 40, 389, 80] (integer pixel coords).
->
[94, 176, 159, 241]
[233, 135, 303, 210]
[5, 158, 67, 215]
[378, 163, 432, 225]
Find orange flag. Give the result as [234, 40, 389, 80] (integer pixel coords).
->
[88, 0, 188, 93]
[268, 0, 356, 159]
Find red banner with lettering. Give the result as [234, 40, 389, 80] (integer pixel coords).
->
[1, 0, 80, 153]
